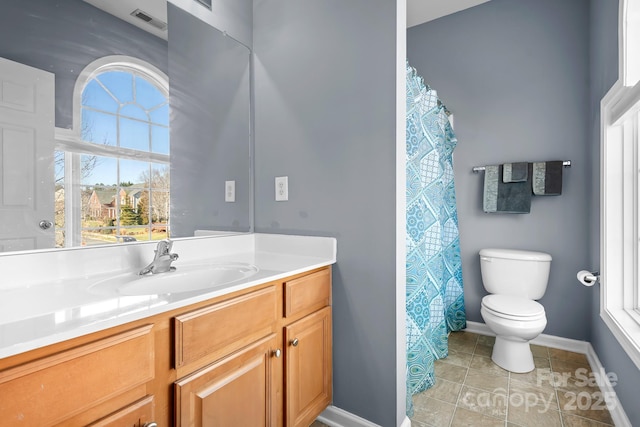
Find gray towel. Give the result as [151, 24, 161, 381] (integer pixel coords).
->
[532, 161, 563, 195]
[503, 162, 528, 183]
[483, 164, 532, 213]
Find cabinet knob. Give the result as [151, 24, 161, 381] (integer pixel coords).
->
[143, 423, 158, 427]
[273, 348, 282, 358]
[290, 338, 299, 347]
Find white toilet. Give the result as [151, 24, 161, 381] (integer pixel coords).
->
[479, 248, 552, 373]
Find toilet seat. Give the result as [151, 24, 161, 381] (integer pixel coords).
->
[481, 294, 545, 321]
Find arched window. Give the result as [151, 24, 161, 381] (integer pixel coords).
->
[55, 56, 170, 247]
[81, 69, 169, 154]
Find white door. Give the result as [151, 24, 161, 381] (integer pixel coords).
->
[0, 57, 55, 252]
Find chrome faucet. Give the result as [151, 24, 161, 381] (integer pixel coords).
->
[139, 239, 179, 275]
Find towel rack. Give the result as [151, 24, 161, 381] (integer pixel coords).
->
[472, 160, 571, 173]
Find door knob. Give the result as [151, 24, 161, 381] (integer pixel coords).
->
[273, 348, 282, 358]
[290, 338, 299, 347]
[142, 423, 158, 427]
[39, 220, 53, 230]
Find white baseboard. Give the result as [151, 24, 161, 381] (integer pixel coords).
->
[464, 320, 631, 426]
[317, 405, 411, 427]
[584, 342, 633, 427]
[465, 320, 591, 353]
[462, 320, 494, 337]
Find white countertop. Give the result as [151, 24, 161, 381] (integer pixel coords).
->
[0, 233, 336, 359]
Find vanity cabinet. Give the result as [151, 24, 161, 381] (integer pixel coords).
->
[0, 266, 332, 427]
[173, 266, 332, 427]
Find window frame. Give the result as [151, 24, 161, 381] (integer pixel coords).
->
[55, 55, 170, 247]
[600, 0, 640, 370]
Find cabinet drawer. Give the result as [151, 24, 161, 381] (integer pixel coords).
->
[88, 395, 155, 427]
[284, 268, 331, 318]
[0, 325, 154, 427]
[175, 286, 278, 368]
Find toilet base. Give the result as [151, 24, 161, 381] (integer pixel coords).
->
[491, 336, 535, 373]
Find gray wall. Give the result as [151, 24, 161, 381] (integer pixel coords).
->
[589, 0, 640, 424]
[0, 0, 168, 129]
[408, 0, 592, 341]
[253, 0, 399, 425]
[168, 4, 252, 235]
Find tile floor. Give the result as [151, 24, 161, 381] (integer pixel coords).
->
[411, 331, 615, 427]
[310, 331, 615, 426]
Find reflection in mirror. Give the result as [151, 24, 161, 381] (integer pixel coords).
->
[0, 0, 251, 254]
[168, 4, 251, 239]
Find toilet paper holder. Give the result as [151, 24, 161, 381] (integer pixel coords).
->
[577, 270, 600, 286]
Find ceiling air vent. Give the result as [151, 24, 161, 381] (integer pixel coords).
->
[130, 9, 167, 31]
[195, 0, 212, 10]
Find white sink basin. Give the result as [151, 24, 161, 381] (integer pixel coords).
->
[88, 262, 259, 296]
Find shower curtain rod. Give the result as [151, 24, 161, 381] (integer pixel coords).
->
[471, 160, 571, 173]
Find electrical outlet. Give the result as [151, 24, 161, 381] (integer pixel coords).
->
[225, 180, 235, 202]
[275, 176, 288, 201]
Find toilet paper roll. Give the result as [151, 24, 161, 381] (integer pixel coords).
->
[577, 270, 597, 287]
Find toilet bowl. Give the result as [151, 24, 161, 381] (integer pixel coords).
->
[481, 294, 547, 373]
[479, 249, 552, 373]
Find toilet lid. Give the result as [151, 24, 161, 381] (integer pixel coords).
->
[482, 294, 545, 318]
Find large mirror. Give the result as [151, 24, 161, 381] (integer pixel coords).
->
[0, 0, 252, 253]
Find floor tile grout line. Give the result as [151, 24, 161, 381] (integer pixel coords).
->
[555, 382, 566, 427]
[544, 348, 569, 427]
[447, 334, 477, 427]
[450, 362, 469, 427]
[506, 368, 511, 425]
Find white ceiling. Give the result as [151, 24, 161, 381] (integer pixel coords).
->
[407, 0, 491, 28]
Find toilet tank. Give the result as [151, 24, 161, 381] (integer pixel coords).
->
[479, 248, 552, 299]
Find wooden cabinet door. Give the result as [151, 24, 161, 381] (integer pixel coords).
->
[285, 307, 332, 427]
[175, 334, 280, 427]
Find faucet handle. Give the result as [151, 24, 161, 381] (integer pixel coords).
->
[157, 239, 173, 254]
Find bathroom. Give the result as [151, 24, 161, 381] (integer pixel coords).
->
[0, 0, 639, 426]
[408, 0, 639, 425]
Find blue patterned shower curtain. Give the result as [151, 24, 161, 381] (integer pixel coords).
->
[405, 63, 466, 410]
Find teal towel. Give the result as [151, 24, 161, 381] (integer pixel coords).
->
[503, 162, 528, 183]
[533, 161, 563, 195]
[483, 164, 532, 213]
